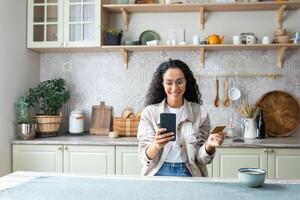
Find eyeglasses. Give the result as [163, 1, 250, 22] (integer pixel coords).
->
[163, 78, 186, 88]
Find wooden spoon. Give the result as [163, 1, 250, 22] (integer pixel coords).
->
[214, 79, 221, 107]
[224, 79, 230, 107]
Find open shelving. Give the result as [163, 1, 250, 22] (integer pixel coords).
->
[100, 1, 300, 68]
[102, 2, 300, 30]
[100, 44, 300, 68]
[28, 1, 300, 69]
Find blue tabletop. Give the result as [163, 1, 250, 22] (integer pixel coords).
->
[0, 175, 299, 200]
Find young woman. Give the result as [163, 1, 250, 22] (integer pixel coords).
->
[137, 59, 224, 177]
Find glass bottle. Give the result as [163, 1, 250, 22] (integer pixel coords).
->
[256, 110, 265, 139]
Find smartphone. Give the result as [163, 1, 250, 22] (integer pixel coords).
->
[160, 113, 176, 141]
[210, 126, 226, 134]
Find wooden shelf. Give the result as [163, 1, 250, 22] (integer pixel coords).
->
[102, 2, 300, 13]
[30, 44, 300, 52]
[30, 44, 299, 68]
[101, 44, 300, 51]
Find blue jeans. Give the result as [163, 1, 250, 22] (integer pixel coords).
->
[155, 162, 192, 177]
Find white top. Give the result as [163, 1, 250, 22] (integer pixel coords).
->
[164, 105, 184, 163]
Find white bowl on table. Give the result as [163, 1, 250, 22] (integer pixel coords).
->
[238, 168, 266, 188]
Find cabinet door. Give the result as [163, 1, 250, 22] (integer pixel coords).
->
[268, 149, 300, 179]
[63, 145, 115, 174]
[116, 146, 142, 175]
[13, 144, 63, 172]
[64, 0, 101, 47]
[213, 148, 267, 178]
[27, 0, 64, 48]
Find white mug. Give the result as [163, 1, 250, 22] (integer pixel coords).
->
[193, 35, 200, 45]
[232, 35, 242, 45]
[262, 36, 271, 44]
[246, 35, 256, 45]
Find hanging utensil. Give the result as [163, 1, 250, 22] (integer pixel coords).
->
[224, 78, 230, 107]
[214, 78, 221, 107]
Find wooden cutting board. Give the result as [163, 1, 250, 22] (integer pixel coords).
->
[256, 90, 300, 137]
[90, 102, 112, 135]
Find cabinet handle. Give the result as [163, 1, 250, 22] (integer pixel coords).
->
[60, 42, 63, 46]
[58, 146, 62, 150]
[64, 146, 69, 150]
[263, 149, 268, 153]
[268, 149, 274, 153]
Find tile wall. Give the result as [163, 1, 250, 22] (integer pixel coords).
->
[41, 49, 300, 136]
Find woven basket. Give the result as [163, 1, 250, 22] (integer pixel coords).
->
[113, 116, 140, 137]
[35, 115, 62, 137]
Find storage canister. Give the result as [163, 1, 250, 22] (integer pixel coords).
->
[69, 110, 85, 134]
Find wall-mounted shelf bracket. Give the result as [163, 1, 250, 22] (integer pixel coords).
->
[199, 6, 205, 30]
[121, 8, 129, 31]
[200, 47, 205, 68]
[277, 5, 287, 29]
[277, 46, 287, 68]
[121, 49, 128, 69]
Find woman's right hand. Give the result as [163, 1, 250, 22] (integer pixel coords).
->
[146, 128, 174, 160]
[152, 128, 175, 150]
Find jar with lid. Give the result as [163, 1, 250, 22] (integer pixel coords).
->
[69, 110, 85, 134]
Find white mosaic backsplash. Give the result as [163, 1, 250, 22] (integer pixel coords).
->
[40, 49, 300, 136]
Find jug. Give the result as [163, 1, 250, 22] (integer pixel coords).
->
[207, 34, 224, 44]
[242, 118, 257, 139]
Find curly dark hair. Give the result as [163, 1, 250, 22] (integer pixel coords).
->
[145, 59, 202, 106]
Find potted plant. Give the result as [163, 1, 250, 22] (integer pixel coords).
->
[28, 78, 70, 137]
[103, 27, 123, 45]
[15, 96, 37, 140]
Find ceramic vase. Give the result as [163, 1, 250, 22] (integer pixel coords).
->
[243, 118, 257, 139]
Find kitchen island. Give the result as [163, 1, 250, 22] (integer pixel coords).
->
[1, 171, 300, 200]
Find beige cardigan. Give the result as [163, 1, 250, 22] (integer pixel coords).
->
[137, 99, 214, 177]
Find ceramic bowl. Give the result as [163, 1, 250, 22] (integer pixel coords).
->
[238, 168, 266, 188]
[124, 40, 140, 45]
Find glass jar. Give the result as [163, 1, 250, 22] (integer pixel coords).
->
[69, 110, 85, 134]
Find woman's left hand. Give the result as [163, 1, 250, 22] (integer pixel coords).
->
[205, 132, 225, 155]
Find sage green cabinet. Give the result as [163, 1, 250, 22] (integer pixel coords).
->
[13, 144, 115, 175]
[13, 144, 62, 172]
[63, 145, 115, 174]
[213, 148, 300, 179]
[268, 148, 300, 179]
[213, 148, 267, 178]
[27, 0, 101, 48]
[115, 146, 142, 175]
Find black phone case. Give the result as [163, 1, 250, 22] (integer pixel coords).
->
[160, 113, 176, 141]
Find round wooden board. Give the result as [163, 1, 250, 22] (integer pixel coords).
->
[256, 91, 300, 137]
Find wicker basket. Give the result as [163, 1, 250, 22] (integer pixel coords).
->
[113, 116, 140, 137]
[35, 115, 62, 137]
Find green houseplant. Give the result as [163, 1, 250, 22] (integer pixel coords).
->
[28, 78, 70, 137]
[15, 96, 37, 140]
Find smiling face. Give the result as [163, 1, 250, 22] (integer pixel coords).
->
[162, 68, 186, 107]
